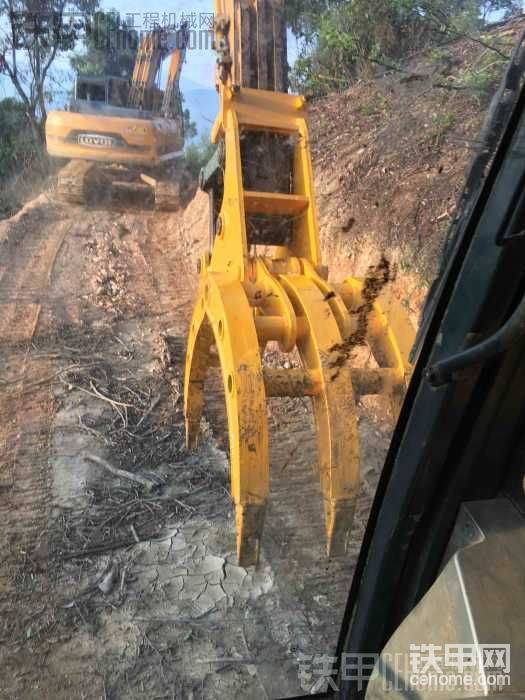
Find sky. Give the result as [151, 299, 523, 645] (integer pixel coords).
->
[106, 0, 217, 88]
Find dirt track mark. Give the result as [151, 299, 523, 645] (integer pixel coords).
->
[0, 200, 71, 588]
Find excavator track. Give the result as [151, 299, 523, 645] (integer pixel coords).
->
[56, 162, 187, 211]
[153, 181, 180, 211]
[137, 173, 183, 211]
[55, 159, 97, 205]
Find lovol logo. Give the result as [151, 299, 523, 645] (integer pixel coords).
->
[78, 133, 114, 148]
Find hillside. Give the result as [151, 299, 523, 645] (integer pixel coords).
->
[180, 77, 219, 138]
[308, 17, 525, 319]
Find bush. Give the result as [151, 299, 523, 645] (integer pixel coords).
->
[291, 0, 436, 95]
[183, 136, 216, 178]
[0, 98, 48, 217]
[289, 0, 521, 96]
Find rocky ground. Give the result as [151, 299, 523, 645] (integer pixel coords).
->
[0, 186, 390, 699]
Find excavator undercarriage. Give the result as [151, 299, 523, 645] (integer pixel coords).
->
[54, 159, 186, 211]
[184, 0, 416, 566]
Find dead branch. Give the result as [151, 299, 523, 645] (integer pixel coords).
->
[134, 393, 161, 430]
[88, 381, 135, 410]
[85, 454, 157, 490]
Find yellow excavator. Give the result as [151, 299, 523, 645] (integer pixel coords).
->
[45, 24, 189, 210]
[184, 0, 416, 566]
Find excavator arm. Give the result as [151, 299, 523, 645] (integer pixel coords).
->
[161, 23, 190, 119]
[129, 24, 189, 112]
[214, 0, 287, 90]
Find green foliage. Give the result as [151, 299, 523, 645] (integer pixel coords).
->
[427, 45, 448, 64]
[457, 53, 508, 94]
[431, 110, 456, 130]
[71, 10, 137, 78]
[183, 136, 216, 178]
[288, 0, 521, 96]
[183, 108, 198, 141]
[0, 99, 43, 179]
[460, 62, 503, 93]
[444, 33, 514, 96]
[430, 110, 456, 144]
[284, 0, 337, 42]
[291, 0, 434, 95]
[360, 91, 391, 115]
[0, 98, 47, 217]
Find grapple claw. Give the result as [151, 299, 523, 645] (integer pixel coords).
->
[236, 502, 267, 567]
[326, 501, 357, 558]
[184, 1, 415, 566]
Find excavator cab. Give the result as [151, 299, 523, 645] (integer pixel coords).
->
[75, 76, 108, 104]
[74, 76, 131, 110]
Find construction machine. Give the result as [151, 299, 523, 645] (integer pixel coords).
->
[45, 23, 189, 210]
[184, 0, 415, 567]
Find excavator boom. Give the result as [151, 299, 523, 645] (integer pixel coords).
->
[129, 24, 189, 112]
[162, 25, 190, 118]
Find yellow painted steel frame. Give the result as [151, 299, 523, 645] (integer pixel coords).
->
[184, 84, 414, 566]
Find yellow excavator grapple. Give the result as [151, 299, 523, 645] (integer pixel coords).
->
[185, 0, 415, 566]
[45, 24, 189, 210]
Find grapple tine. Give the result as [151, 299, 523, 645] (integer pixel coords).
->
[338, 278, 414, 419]
[184, 274, 269, 567]
[184, 297, 214, 448]
[281, 274, 360, 556]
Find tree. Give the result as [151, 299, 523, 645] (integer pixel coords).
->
[70, 10, 136, 78]
[478, 0, 521, 22]
[0, 97, 41, 178]
[183, 134, 215, 177]
[183, 107, 197, 141]
[290, 0, 436, 94]
[0, 96, 47, 217]
[288, 0, 522, 95]
[284, 0, 345, 42]
[0, 0, 98, 141]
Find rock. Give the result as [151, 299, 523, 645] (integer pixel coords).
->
[192, 554, 225, 576]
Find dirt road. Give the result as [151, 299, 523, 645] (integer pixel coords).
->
[0, 189, 391, 698]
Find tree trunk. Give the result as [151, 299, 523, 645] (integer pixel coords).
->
[28, 111, 45, 144]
